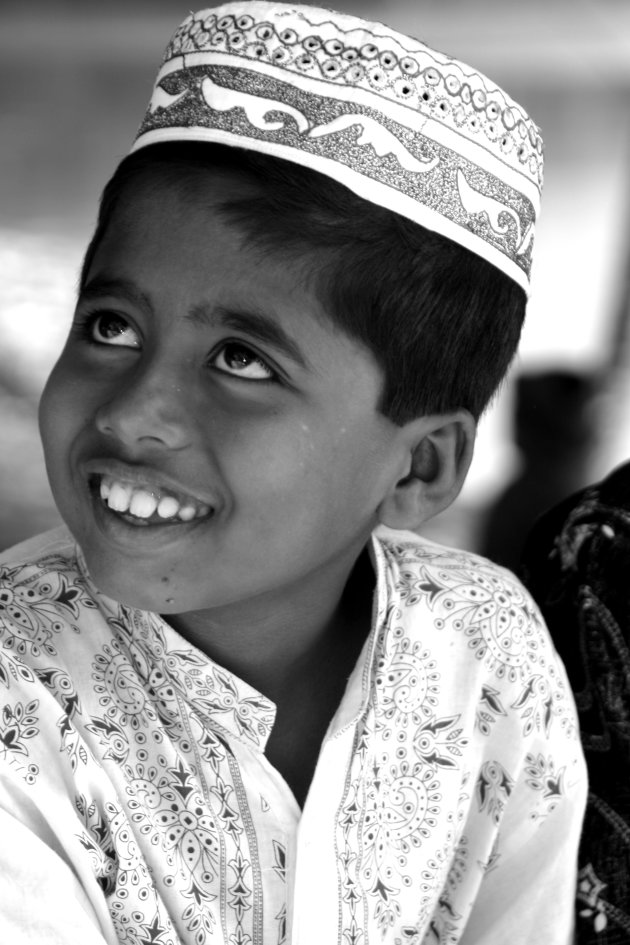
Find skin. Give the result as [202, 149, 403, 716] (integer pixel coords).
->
[39, 170, 437, 799]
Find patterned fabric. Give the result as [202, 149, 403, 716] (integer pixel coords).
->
[133, 2, 542, 293]
[521, 462, 630, 945]
[0, 526, 585, 944]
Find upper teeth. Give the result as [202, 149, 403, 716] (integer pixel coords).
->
[99, 477, 210, 522]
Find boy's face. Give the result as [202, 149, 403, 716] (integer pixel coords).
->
[39, 169, 412, 622]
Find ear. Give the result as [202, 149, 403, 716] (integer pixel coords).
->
[377, 410, 476, 530]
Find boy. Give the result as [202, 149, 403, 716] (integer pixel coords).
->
[0, 3, 586, 943]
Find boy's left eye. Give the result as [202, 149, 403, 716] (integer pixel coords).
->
[210, 342, 276, 382]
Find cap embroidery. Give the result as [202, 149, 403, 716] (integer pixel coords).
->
[133, 3, 543, 292]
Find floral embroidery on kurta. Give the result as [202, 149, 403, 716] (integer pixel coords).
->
[0, 527, 586, 944]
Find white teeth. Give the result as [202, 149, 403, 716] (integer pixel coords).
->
[107, 482, 132, 513]
[129, 490, 159, 519]
[157, 496, 180, 519]
[97, 475, 211, 522]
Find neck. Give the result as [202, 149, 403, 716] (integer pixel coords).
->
[165, 545, 375, 701]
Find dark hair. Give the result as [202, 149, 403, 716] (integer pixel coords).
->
[80, 142, 526, 424]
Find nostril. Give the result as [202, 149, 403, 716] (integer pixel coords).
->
[94, 389, 189, 450]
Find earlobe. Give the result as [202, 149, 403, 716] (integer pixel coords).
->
[378, 411, 476, 531]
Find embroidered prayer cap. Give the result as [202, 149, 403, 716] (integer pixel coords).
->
[133, 2, 543, 294]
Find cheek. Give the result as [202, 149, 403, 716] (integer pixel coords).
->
[220, 416, 317, 481]
[246, 421, 369, 511]
[38, 364, 66, 455]
[215, 420, 341, 535]
[39, 358, 89, 461]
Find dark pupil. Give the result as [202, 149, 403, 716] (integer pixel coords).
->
[225, 344, 255, 368]
[97, 313, 127, 339]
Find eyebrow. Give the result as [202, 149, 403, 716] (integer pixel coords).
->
[80, 277, 154, 317]
[188, 303, 311, 371]
[80, 277, 311, 372]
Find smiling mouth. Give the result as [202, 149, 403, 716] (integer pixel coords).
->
[90, 474, 213, 526]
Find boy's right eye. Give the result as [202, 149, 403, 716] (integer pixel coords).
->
[82, 312, 141, 349]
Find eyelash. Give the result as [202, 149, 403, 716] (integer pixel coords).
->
[209, 342, 279, 384]
[72, 310, 140, 348]
[72, 311, 280, 384]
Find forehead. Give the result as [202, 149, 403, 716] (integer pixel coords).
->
[83, 165, 377, 376]
[94, 161, 328, 292]
[110, 163, 256, 244]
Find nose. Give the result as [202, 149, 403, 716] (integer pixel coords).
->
[94, 360, 192, 451]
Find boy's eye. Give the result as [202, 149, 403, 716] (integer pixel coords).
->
[89, 312, 141, 348]
[211, 342, 276, 381]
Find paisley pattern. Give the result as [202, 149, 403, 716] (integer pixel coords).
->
[0, 527, 586, 944]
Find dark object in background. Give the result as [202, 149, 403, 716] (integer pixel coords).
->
[480, 369, 597, 571]
[521, 462, 630, 944]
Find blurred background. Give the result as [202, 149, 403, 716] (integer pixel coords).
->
[1, 0, 630, 566]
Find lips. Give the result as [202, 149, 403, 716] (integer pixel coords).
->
[87, 466, 213, 526]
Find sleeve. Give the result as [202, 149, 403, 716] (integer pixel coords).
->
[457, 583, 588, 945]
[0, 634, 117, 944]
[0, 802, 111, 945]
[460, 738, 586, 945]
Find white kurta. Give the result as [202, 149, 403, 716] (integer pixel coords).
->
[0, 526, 586, 945]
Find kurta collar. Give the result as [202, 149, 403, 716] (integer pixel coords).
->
[75, 544, 276, 753]
[74, 533, 396, 753]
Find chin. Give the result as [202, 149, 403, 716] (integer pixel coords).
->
[79, 550, 166, 613]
